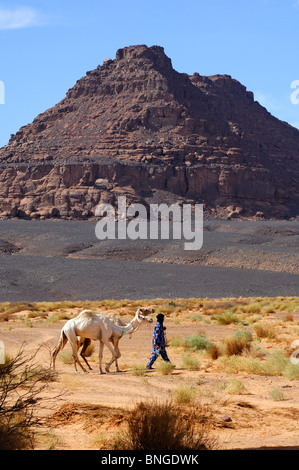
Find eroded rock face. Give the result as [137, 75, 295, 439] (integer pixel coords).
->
[0, 44, 298, 219]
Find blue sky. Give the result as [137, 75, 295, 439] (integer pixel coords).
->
[0, 0, 299, 147]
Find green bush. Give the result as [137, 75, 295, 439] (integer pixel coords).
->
[170, 333, 211, 352]
[185, 334, 212, 351]
[233, 330, 253, 342]
[284, 362, 299, 380]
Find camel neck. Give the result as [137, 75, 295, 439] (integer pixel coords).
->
[113, 319, 136, 336]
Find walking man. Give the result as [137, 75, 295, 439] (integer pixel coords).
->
[147, 313, 171, 369]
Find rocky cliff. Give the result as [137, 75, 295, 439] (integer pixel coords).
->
[0, 44, 298, 219]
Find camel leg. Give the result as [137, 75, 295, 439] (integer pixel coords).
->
[71, 343, 87, 373]
[114, 344, 121, 372]
[96, 338, 119, 374]
[111, 337, 121, 372]
[98, 341, 105, 374]
[80, 338, 93, 370]
[104, 340, 120, 373]
[64, 329, 87, 373]
[52, 332, 68, 372]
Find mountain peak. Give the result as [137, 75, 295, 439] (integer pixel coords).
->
[0, 45, 298, 220]
[115, 44, 172, 69]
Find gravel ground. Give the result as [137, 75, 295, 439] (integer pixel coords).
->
[0, 218, 298, 301]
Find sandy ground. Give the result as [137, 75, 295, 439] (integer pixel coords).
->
[1, 308, 298, 451]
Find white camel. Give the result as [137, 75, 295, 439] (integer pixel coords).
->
[78, 315, 131, 372]
[52, 307, 154, 374]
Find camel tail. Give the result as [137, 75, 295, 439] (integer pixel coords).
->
[52, 330, 68, 372]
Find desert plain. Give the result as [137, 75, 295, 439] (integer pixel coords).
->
[0, 218, 298, 450]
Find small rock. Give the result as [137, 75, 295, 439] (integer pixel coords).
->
[219, 415, 232, 422]
[94, 178, 111, 189]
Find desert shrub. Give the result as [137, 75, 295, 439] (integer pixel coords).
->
[224, 337, 246, 356]
[284, 314, 294, 322]
[170, 333, 211, 352]
[156, 361, 175, 375]
[234, 329, 253, 342]
[0, 302, 34, 315]
[261, 305, 276, 314]
[170, 336, 186, 348]
[269, 387, 285, 401]
[56, 311, 72, 321]
[172, 385, 197, 404]
[0, 347, 61, 450]
[207, 343, 221, 360]
[219, 355, 263, 375]
[0, 413, 34, 450]
[253, 323, 277, 339]
[218, 349, 297, 378]
[262, 350, 287, 376]
[284, 362, 299, 380]
[244, 302, 261, 314]
[185, 334, 212, 351]
[215, 310, 239, 325]
[224, 330, 252, 356]
[113, 400, 215, 450]
[47, 315, 60, 324]
[26, 311, 47, 319]
[181, 352, 200, 370]
[191, 314, 203, 322]
[130, 363, 147, 376]
[225, 378, 246, 395]
[60, 351, 74, 365]
[156, 304, 175, 315]
[250, 344, 268, 359]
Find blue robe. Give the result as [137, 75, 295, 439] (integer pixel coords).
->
[147, 321, 170, 366]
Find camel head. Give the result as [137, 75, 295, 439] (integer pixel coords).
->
[135, 307, 154, 323]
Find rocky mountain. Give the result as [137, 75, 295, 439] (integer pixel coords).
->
[0, 44, 299, 220]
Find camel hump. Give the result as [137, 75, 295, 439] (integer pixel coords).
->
[78, 309, 94, 319]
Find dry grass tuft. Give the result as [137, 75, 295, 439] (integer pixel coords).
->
[112, 400, 216, 450]
[253, 323, 277, 339]
[129, 363, 147, 376]
[156, 361, 175, 375]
